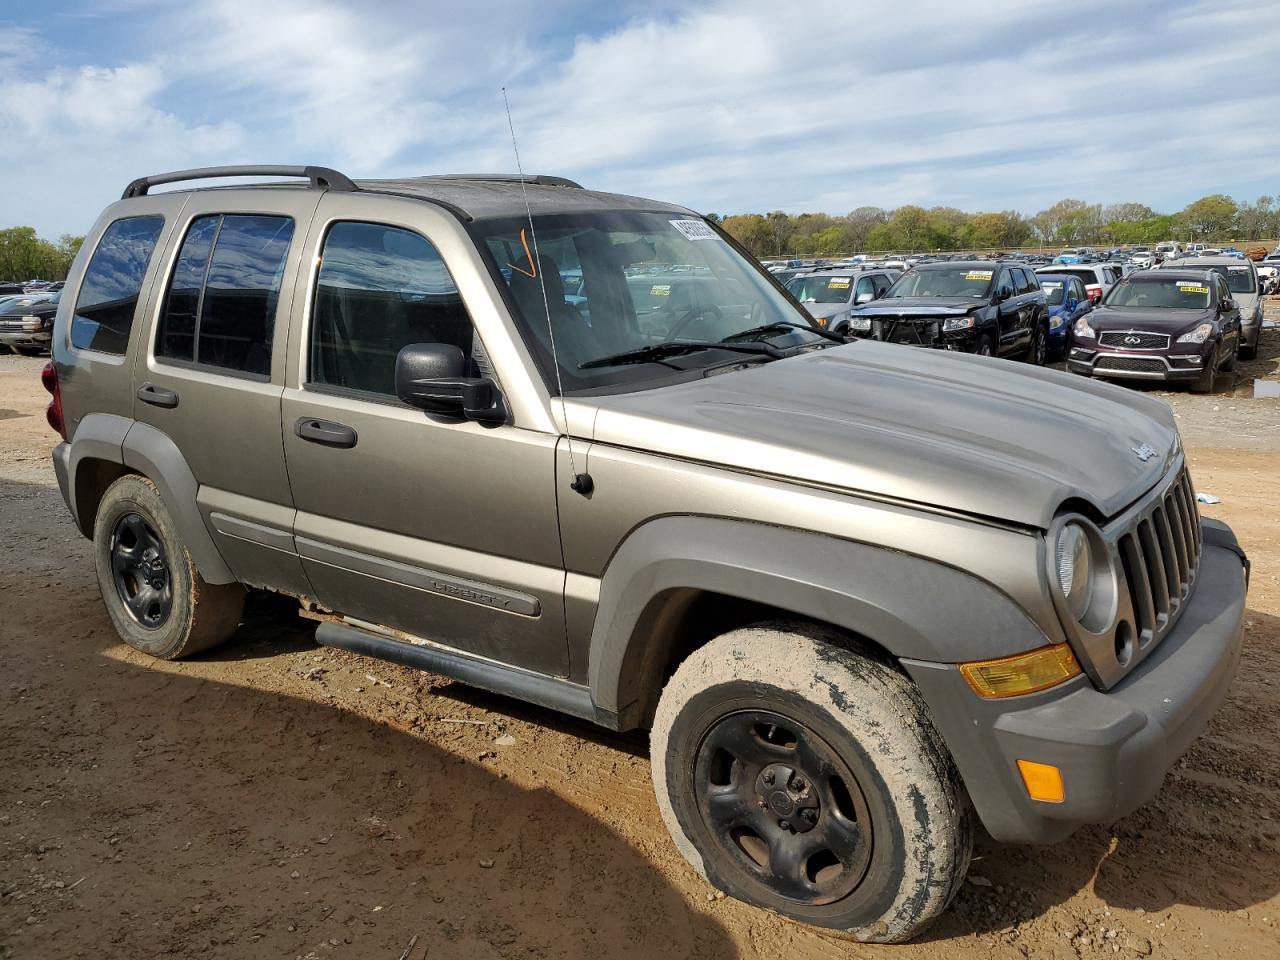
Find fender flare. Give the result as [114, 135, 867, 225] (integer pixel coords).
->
[64, 412, 132, 532]
[117, 421, 237, 584]
[587, 516, 1047, 730]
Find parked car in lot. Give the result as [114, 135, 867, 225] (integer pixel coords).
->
[1035, 262, 1121, 305]
[45, 165, 1247, 943]
[1035, 273, 1093, 358]
[0, 292, 56, 355]
[785, 266, 899, 333]
[1129, 251, 1155, 269]
[1255, 261, 1278, 295]
[846, 260, 1049, 362]
[1067, 269, 1242, 392]
[1166, 256, 1262, 360]
[1154, 241, 1180, 263]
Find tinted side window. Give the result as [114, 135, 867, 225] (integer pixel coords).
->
[157, 215, 218, 363]
[309, 221, 476, 397]
[70, 216, 164, 354]
[156, 214, 294, 376]
[853, 275, 876, 302]
[1013, 268, 1033, 294]
[996, 269, 1014, 298]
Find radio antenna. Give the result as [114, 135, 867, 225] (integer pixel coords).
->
[502, 86, 592, 496]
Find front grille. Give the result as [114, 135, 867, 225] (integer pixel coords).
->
[1095, 355, 1167, 373]
[0, 320, 25, 331]
[1116, 468, 1201, 646]
[874, 319, 939, 345]
[1099, 331, 1171, 350]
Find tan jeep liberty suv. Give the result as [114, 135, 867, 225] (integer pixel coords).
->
[44, 165, 1248, 942]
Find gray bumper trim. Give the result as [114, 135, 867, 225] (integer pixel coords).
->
[904, 530, 1247, 844]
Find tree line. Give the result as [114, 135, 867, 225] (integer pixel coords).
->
[0, 228, 85, 282]
[711, 194, 1280, 258]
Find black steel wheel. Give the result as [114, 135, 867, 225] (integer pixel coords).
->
[652, 624, 973, 943]
[93, 474, 243, 659]
[694, 709, 872, 905]
[109, 512, 174, 628]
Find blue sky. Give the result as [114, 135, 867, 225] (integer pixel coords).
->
[2, 0, 1277, 237]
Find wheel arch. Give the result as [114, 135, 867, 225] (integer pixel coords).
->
[587, 516, 1048, 731]
[64, 414, 235, 584]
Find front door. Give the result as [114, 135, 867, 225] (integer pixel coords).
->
[279, 195, 568, 675]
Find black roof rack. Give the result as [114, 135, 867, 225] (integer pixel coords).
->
[122, 165, 357, 199]
[406, 174, 584, 189]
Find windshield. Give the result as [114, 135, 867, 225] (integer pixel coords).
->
[786, 274, 853, 303]
[1205, 265, 1256, 293]
[1038, 279, 1067, 305]
[473, 210, 822, 392]
[884, 267, 993, 299]
[1104, 278, 1211, 309]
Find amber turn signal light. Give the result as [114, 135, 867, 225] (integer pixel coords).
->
[958, 643, 1081, 699]
[1017, 759, 1066, 803]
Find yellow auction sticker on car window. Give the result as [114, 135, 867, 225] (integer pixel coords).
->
[827, 277, 851, 289]
[1041, 281, 1062, 289]
[965, 270, 993, 280]
[1175, 282, 1209, 294]
[650, 284, 671, 296]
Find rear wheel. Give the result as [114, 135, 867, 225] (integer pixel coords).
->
[93, 475, 244, 659]
[651, 623, 972, 943]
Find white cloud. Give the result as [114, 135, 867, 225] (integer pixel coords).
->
[2, 0, 1279, 237]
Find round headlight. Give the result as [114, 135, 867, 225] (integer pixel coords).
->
[1056, 522, 1093, 620]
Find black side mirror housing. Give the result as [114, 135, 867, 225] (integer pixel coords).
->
[395, 343, 506, 422]
[1220, 297, 1235, 312]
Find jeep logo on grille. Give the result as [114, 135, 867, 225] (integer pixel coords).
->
[1124, 335, 1142, 345]
[1131, 443, 1159, 462]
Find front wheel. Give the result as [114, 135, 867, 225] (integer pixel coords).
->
[651, 623, 973, 943]
[1191, 345, 1219, 393]
[1024, 323, 1047, 365]
[973, 333, 995, 357]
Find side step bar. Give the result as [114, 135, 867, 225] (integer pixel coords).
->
[315, 621, 598, 724]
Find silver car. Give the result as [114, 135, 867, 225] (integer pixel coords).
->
[1161, 255, 1263, 359]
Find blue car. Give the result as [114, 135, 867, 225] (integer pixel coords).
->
[1036, 273, 1092, 357]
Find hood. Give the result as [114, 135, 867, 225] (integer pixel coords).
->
[1090, 305, 1215, 333]
[582, 341, 1178, 529]
[850, 296, 982, 317]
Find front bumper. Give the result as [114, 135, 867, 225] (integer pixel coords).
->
[1066, 345, 1209, 382]
[0, 328, 51, 348]
[849, 318, 980, 350]
[904, 518, 1247, 844]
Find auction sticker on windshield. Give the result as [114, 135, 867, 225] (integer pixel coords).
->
[965, 270, 993, 280]
[669, 219, 720, 242]
[827, 278, 851, 289]
[1041, 281, 1062, 290]
[1176, 282, 1209, 294]
[650, 284, 671, 296]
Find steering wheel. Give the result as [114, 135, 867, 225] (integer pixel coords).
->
[666, 303, 724, 341]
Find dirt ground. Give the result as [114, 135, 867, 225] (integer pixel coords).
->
[2, 318, 1278, 959]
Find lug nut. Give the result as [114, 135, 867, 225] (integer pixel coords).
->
[792, 777, 806, 791]
[779, 820, 790, 831]
[763, 771, 775, 785]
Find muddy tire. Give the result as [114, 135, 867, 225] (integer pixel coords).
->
[93, 474, 243, 659]
[651, 623, 973, 943]
[973, 333, 995, 357]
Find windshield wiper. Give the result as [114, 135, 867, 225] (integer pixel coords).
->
[579, 339, 784, 370]
[723, 319, 847, 345]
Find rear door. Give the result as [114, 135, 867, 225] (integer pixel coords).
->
[279, 193, 569, 675]
[133, 189, 321, 596]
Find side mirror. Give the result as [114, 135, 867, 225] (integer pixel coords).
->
[995, 287, 1012, 303]
[395, 343, 506, 422]
[854, 291, 875, 305]
[1066, 297, 1079, 312]
[1220, 297, 1235, 312]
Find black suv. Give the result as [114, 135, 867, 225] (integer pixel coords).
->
[846, 260, 1050, 363]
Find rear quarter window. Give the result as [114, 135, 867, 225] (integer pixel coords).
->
[70, 216, 165, 354]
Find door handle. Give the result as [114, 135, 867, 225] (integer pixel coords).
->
[137, 383, 179, 408]
[295, 417, 358, 449]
